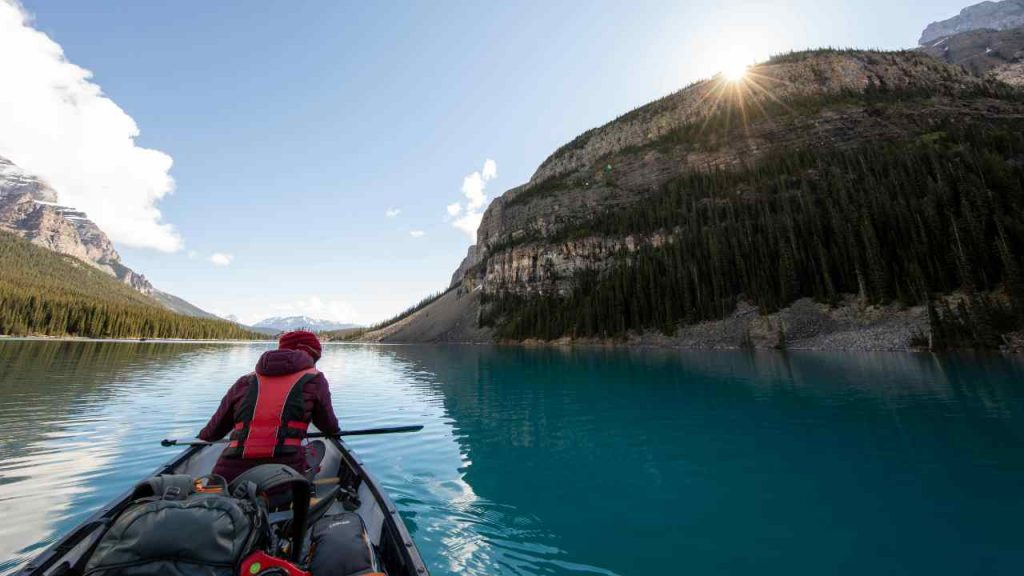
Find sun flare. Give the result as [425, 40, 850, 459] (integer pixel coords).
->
[718, 48, 754, 82]
[723, 62, 749, 82]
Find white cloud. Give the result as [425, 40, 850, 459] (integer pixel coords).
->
[0, 2, 182, 252]
[461, 172, 486, 210]
[187, 250, 198, 259]
[482, 158, 497, 181]
[385, 208, 401, 218]
[409, 230, 425, 238]
[453, 212, 484, 238]
[448, 159, 497, 241]
[209, 252, 233, 266]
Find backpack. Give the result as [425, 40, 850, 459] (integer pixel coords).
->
[83, 465, 310, 576]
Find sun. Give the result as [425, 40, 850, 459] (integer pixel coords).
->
[718, 49, 753, 82]
[723, 62, 749, 82]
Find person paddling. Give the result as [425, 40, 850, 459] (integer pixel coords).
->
[198, 330, 341, 482]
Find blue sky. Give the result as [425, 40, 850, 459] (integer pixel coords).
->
[11, 0, 970, 324]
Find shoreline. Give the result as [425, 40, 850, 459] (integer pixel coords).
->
[2, 334, 1019, 356]
[354, 294, 1024, 354]
[0, 335, 271, 344]
[348, 336, 1023, 356]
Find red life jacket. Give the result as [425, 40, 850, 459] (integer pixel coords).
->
[222, 368, 320, 459]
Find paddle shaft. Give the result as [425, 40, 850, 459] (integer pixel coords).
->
[161, 425, 423, 447]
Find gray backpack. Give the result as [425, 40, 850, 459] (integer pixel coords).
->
[83, 466, 310, 576]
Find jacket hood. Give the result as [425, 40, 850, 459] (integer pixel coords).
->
[255, 348, 316, 376]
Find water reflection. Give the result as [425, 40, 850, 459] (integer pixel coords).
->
[378, 346, 1024, 576]
[2, 342, 1023, 576]
[323, 346, 581, 575]
[0, 340, 274, 571]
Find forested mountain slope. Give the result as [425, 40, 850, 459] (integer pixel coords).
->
[0, 231, 260, 339]
[364, 49, 1024, 350]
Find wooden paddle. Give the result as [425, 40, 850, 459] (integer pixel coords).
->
[160, 425, 423, 447]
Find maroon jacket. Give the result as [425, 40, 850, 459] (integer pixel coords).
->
[198, 349, 340, 482]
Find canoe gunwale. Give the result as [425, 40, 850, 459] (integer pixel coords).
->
[327, 436, 428, 575]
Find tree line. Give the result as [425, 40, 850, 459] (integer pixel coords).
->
[481, 122, 1024, 346]
[0, 231, 262, 340]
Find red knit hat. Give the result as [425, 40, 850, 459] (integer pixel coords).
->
[278, 330, 322, 361]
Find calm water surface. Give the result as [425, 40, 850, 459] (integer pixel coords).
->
[1, 341, 1023, 575]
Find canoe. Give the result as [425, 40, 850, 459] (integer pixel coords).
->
[16, 437, 429, 576]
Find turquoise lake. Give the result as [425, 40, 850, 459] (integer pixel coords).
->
[1, 341, 1023, 575]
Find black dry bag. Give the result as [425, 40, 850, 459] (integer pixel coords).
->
[308, 513, 379, 576]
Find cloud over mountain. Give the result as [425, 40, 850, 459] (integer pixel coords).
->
[450, 159, 497, 240]
[0, 0, 182, 252]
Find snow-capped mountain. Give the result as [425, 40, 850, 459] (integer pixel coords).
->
[920, 0, 1024, 45]
[252, 316, 360, 333]
[918, 0, 1024, 87]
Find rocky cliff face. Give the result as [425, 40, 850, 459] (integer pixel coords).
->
[920, 0, 1024, 45]
[479, 233, 676, 296]
[0, 157, 127, 275]
[0, 155, 210, 316]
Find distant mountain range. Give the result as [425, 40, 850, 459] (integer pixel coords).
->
[251, 316, 361, 333]
[5, 0, 1024, 351]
